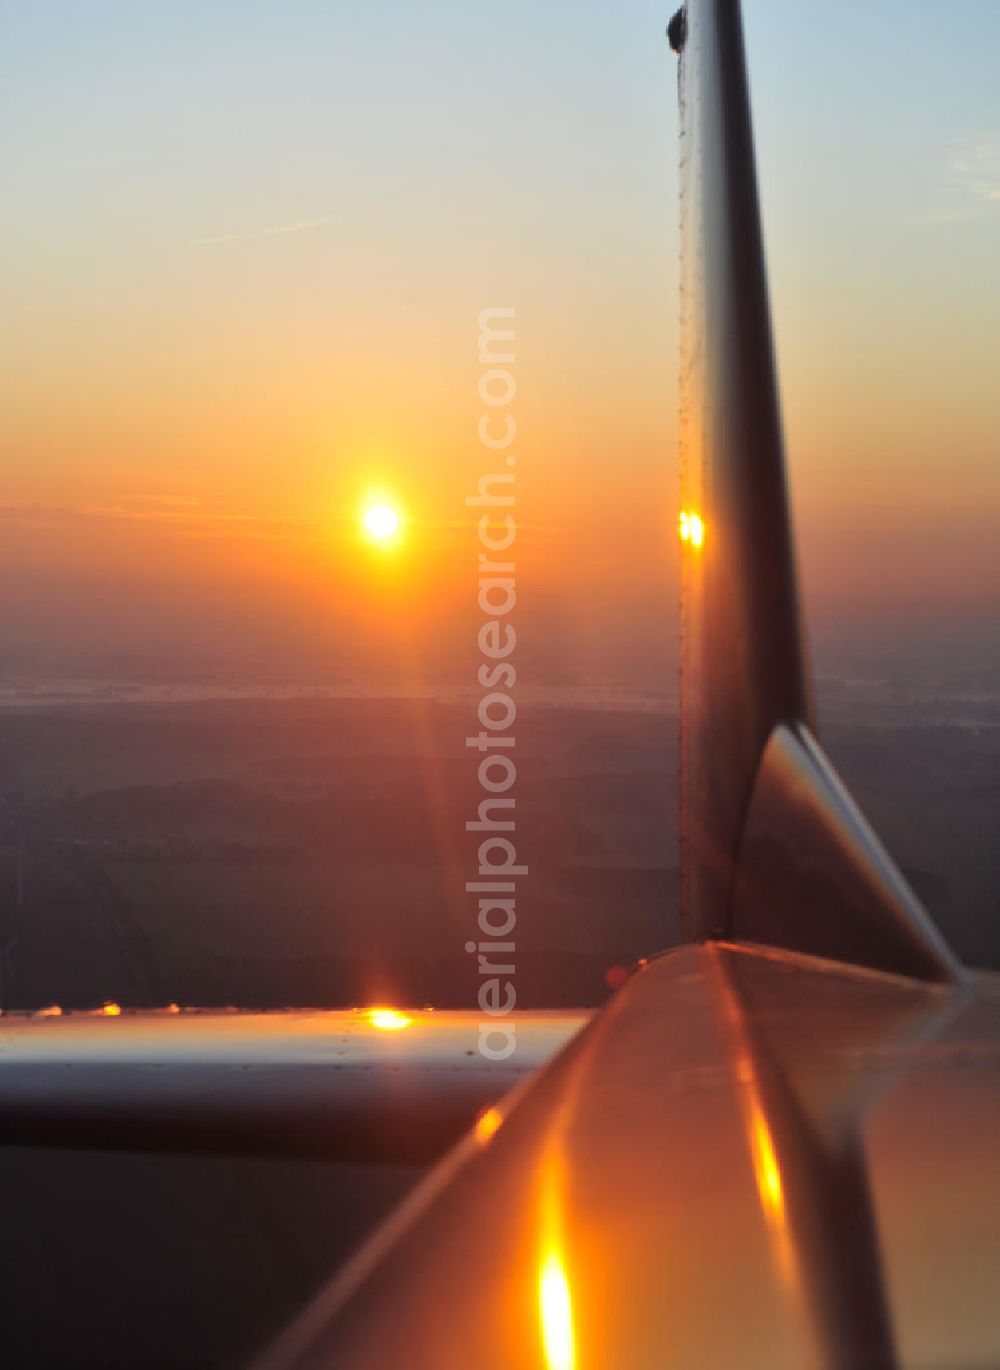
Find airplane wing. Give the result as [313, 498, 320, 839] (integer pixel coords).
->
[0, 1008, 586, 1162]
[248, 947, 999, 1370]
[3, 2, 997, 1368]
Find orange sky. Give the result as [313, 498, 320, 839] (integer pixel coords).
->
[1, 1, 997, 691]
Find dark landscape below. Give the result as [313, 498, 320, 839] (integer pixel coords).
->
[0, 689, 996, 1367]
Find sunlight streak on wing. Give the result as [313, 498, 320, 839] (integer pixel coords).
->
[539, 1250, 575, 1370]
[364, 1008, 413, 1031]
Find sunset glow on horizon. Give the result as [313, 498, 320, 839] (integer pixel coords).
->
[1, 1, 996, 692]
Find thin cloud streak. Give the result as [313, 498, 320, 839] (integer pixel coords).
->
[949, 135, 1000, 203]
[912, 134, 1000, 224]
[189, 216, 338, 247]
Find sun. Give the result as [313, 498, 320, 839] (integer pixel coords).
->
[361, 501, 401, 544]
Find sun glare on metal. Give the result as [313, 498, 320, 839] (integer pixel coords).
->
[749, 1102, 784, 1218]
[365, 1007, 412, 1031]
[679, 510, 704, 548]
[474, 1107, 503, 1145]
[362, 503, 401, 543]
[539, 1251, 575, 1370]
